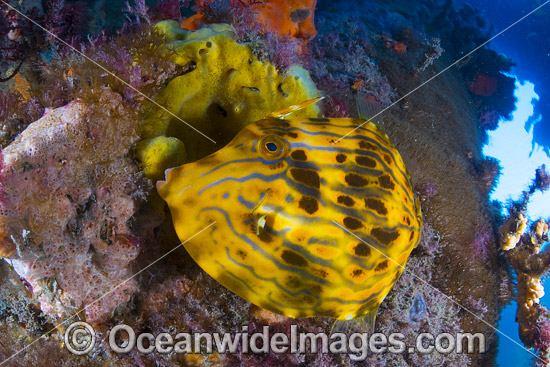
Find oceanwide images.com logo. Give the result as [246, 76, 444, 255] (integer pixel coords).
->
[65, 322, 486, 360]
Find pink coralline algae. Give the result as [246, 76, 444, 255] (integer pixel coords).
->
[0, 89, 153, 323]
[535, 315, 550, 354]
[469, 221, 493, 260]
[417, 181, 439, 201]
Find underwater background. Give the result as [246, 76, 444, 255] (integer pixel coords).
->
[0, 0, 549, 366]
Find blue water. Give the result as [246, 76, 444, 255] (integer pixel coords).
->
[463, 1, 550, 365]
[497, 302, 535, 366]
[454, 0, 550, 157]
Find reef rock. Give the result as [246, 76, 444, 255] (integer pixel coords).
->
[0, 89, 152, 323]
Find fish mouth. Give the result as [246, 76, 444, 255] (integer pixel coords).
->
[155, 178, 167, 194]
[155, 167, 172, 194]
[156, 160, 204, 201]
[156, 165, 185, 197]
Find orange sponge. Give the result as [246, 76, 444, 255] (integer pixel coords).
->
[181, 0, 317, 45]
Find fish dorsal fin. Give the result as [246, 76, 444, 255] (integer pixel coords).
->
[267, 96, 326, 119]
[356, 92, 387, 133]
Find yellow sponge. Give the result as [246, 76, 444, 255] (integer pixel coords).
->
[136, 136, 187, 181]
[139, 20, 321, 178]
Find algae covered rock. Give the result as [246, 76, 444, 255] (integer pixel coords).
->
[138, 20, 321, 180]
[0, 89, 156, 323]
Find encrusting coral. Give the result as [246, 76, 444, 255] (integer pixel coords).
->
[499, 213, 528, 251]
[499, 165, 550, 364]
[0, 89, 156, 323]
[138, 20, 320, 180]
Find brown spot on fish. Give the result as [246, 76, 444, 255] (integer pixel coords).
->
[269, 161, 285, 170]
[291, 149, 307, 161]
[354, 243, 371, 257]
[280, 121, 291, 128]
[281, 250, 308, 267]
[343, 216, 363, 230]
[359, 140, 378, 151]
[404, 216, 411, 226]
[290, 168, 320, 188]
[302, 295, 316, 305]
[285, 276, 302, 288]
[374, 260, 388, 272]
[299, 196, 319, 214]
[310, 285, 322, 295]
[345, 173, 368, 187]
[312, 268, 329, 278]
[351, 268, 364, 278]
[355, 155, 377, 168]
[384, 154, 392, 165]
[236, 250, 247, 260]
[337, 195, 355, 207]
[365, 198, 388, 215]
[371, 227, 399, 245]
[409, 232, 415, 241]
[258, 229, 272, 243]
[378, 174, 395, 190]
[287, 132, 298, 139]
[336, 154, 347, 163]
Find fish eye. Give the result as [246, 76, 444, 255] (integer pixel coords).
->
[258, 135, 288, 160]
[266, 142, 278, 152]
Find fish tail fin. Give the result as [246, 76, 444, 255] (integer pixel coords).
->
[330, 305, 380, 335]
[267, 96, 326, 119]
[363, 306, 379, 334]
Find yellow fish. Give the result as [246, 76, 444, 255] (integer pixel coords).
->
[157, 97, 422, 332]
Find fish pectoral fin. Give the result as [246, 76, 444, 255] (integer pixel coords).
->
[254, 213, 268, 235]
[249, 189, 275, 236]
[267, 96, 326, 119]
[251, 188, 272, 215]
